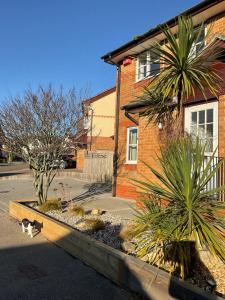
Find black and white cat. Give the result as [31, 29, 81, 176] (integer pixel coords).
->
[21, 218, 35, 238]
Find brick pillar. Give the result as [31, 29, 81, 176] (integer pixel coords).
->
[76, 149, 86, 171]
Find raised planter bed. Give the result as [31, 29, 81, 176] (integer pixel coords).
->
[9, 200, 223, 300]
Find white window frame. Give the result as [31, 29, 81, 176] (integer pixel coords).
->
[126, 127, 138, 164]
[190, 26, 206, 58]
[136, 50, 160, 82]
[184, 102, 218, 156]
[83, 115, 90, 130]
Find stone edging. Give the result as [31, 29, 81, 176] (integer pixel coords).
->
[0, 174, 33, 180]
[9, 200, 223, 300]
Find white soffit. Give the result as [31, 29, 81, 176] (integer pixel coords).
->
[111, 1, 225, 64]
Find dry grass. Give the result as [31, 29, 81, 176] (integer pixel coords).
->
[68, 204, 85, 217]
[91, 208, 102, 216]
[77, 218, 105, 232]
[39, 198, 61, 213]
[119, 221, 142, 241]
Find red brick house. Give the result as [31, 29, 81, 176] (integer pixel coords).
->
[102, 0, 225, 199]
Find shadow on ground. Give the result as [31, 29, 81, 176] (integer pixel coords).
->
[2, 213, 221, 300]
[3, 227, 220, 300]
[72, 182, 112, 202]
[0, 221, 141, 300]
[0, 172, 24, 177]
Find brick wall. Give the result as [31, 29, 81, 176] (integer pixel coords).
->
[116, 58, 152, 199]
[76, 149, 86, 171]
[208, 11, 225, 37]
[116, 12, 225, 200]
[88, 136, 114, 151]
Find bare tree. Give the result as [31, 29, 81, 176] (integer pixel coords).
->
[0, 85, 86, 205]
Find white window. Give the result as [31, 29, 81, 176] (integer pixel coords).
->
[137, 50, 160, 81]
[185, 102, 218, 155]
[190, 28, 205, 58]
[83, 115, 90, 129]
[126, 127, 138, 163]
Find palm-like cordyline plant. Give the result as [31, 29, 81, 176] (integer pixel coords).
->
[140, 16, 222, 123]
[131, 137, 225, 278]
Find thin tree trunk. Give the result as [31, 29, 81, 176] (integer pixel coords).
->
[33, 170, 44, 205]
[7, 152, 12, 163]
[42, 169, 56, 203]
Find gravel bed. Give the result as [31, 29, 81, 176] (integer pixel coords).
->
[193, 250, 225, 297]
[45, 209, 127, 249]
[27, 204, 225, 298]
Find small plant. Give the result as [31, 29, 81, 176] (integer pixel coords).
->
[81, 218, 105, 232]
[68, 204, 85, 217]
[119, 221, 143, 241]
[39, 198, 61, 212]
[91, 208, 102, 216]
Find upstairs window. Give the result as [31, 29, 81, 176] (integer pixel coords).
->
[190, 28, 205, 58]
[126, 127, 138, 163]
[137, 50, 160, 81]
[83, 116, 90, 129]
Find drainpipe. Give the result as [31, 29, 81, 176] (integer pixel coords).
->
[111, 60, 121, 197]
[89, 107, 94, 151]
[124, 110, 139, 126]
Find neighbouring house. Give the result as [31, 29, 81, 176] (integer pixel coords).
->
[76, 87, 116, 171]
[101, 0, 225, 199]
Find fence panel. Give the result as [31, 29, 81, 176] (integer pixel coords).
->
[83, 151, 113, 182]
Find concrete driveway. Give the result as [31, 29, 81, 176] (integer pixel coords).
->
[0, 169, 137, 299]
[0, 173, 135, 219]
[0, 214, 139, 300]
[0, 177, 89, 213]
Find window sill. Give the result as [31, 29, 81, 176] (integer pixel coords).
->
[124, 161, 137, 165]
[135, 73, 159, 84]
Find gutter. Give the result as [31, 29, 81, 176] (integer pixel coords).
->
[101, 0, 224, 63]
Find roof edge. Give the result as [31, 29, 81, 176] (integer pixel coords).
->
[101, 0, 224, 63]
[83, 86, 116, 105]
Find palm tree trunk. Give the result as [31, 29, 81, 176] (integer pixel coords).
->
[176, 84, 185, 137]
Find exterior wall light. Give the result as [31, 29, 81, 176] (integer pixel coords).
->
[173, 96, 178, 103]
[158, 122, 163, 130]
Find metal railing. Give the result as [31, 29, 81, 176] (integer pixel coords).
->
[203, 156, 225, 201]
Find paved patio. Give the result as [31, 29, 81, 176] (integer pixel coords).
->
[0, 178, 135, 219]
[0, 213, 139, 300]
[79, 193, 135, 219]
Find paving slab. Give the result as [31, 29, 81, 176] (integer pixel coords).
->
[79, 194, 136, 219]
[0, 179, 136, 220]
[0, 178, 87, 213]
[0, 213, 139, 300]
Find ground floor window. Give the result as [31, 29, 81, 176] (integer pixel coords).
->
[126, 127, 138, 163]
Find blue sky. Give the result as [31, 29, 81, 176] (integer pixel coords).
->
[0, 0, 201, 101]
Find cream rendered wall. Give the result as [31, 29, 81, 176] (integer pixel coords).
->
[87, 91, 116, 137]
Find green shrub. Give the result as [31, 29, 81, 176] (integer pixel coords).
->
[39, 198, 61, 212]
[68, 204, 85, 217]
[131, 137, 225, 279]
